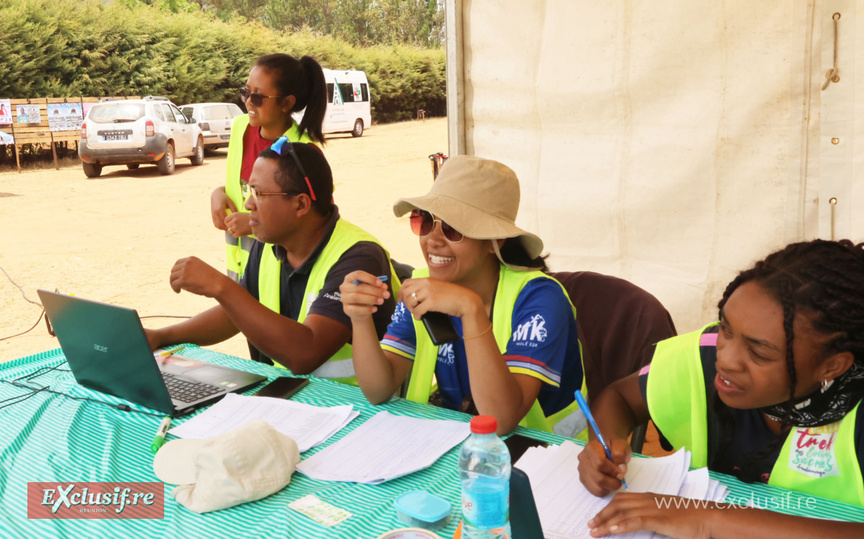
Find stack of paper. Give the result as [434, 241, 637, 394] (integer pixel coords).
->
[677, 467, 728, 503]
[168, 393, 358, 452]
[296, 411, 471, 484]
[515, 441, 727, 538]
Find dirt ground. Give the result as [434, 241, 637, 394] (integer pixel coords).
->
[0, 118, 448, 362]
[0, 116, 671, 456]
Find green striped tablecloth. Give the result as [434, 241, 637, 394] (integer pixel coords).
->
[1, 347, 862, 539]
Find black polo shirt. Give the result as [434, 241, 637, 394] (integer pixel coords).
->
[240, 207, 396, 363]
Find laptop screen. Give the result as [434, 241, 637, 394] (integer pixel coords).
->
[38, 290, 180, 415]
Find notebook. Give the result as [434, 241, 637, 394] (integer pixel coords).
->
[37, 290, 266, 417]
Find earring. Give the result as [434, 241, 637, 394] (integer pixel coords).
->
[821, 379, 833, 393]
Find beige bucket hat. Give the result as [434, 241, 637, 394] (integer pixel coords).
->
[393, 155, 544, 263]
[153, 419, 300, 513]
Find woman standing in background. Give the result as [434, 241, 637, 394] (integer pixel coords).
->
[211, 53, 327, 281]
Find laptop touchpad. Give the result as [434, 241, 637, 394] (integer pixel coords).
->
[157, 355, 206, 375]
[182, 364, 240, 386]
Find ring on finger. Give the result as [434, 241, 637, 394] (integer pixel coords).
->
[411, 292, 417, 300]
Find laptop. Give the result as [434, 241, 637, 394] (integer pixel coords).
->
[37, 290, 266, 417]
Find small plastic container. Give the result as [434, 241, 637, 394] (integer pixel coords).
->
[394, 490, 452, 532]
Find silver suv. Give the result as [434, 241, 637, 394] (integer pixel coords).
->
[79, 96, 204, 178]
[180, 103, 243, 151]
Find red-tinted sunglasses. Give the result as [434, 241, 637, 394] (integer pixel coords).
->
[409, 210, 464, 243]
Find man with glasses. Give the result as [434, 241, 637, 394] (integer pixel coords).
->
[147, 138, 398, 384]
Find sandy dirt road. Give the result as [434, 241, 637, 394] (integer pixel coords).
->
[0, 117, 672, 456]
[0, 118, 448, 362]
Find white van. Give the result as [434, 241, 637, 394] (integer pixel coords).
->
[295, 69, 372, 137]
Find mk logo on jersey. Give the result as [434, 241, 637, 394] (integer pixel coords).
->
[437, 343, 455, 365]
[392, 302, 409, 324]
[512, 314, 548, 345]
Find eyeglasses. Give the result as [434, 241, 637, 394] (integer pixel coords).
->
[270, 136, 317, 201]
[238, 87, 282, 107]
[410, 210, 464, 243]
[246, 184, 302, 203]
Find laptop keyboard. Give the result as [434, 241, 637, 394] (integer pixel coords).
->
[162, 373, 223, 403]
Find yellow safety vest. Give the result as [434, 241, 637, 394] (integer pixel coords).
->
[224, 115, 315, 281]
[257, 218, 400, 386]
[405, 266, 588, 437]
[647, 325, 864, 507]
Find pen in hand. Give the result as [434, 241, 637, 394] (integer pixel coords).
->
[151, 416, 172, 453]
[574, 391, 629, 490]
[353, 275, 389, 286]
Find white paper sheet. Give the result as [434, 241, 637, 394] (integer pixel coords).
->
[168, 393, 358, 452]
[678, 468, 710, 500]
[516, 442, 714, 539]
[295, 411, 471, 484]
[707, 480, 729, 502]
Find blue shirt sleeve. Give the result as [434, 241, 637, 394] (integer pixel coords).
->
[380, 301, 417, 361]
[504, 279, 573, 387]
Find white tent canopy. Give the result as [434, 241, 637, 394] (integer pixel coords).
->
[445, 0, 864, 333]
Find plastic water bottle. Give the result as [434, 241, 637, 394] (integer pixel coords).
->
[459, 415, 511, 538]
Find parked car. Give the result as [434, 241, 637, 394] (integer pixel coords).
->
[180, 103, 243, 151]
[78, 96, 204, 178]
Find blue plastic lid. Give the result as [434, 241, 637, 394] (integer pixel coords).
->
[394, 490, 451, 522]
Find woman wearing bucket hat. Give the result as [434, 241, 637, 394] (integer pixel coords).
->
[341, 156, 587, 435]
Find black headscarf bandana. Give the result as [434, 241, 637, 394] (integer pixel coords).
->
[761, 361, 864, 427]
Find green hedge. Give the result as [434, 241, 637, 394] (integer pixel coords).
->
[0, 0, 445, 123]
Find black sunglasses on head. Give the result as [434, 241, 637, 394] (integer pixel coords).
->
[269, 136, 317, 201]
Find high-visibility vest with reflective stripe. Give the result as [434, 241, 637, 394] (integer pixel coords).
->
[405, 266, 588, 437]
[257, 218, 400, 385]
[224, 115, 315, 281]
[646, 325, 864, 507]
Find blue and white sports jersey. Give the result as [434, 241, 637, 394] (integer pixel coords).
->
[381, 278, 583, 417]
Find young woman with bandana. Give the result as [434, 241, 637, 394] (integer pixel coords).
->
[578, 239, 864, 538]
[210, 53, 327, 282]
[339, 156, 587, 436]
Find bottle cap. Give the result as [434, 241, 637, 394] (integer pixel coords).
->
[469, 415, 497, 434]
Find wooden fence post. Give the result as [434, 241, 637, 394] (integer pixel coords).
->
[10, 121, 21, 173]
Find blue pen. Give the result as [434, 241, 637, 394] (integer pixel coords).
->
[353, 275, 388, 285]
[574, 391, 628, 489]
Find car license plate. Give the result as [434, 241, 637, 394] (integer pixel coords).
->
[98, 129, 132, 142]
[220, 134, 231, 140]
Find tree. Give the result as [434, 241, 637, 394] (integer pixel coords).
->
[201, 0, 270, 20]
[262, 0, 337, 35]
[262, 0, 444, 48]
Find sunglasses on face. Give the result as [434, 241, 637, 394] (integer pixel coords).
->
[269, 136, 317, 201]
[410, 210, 464, 243]
[238, 87, 282, 107]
